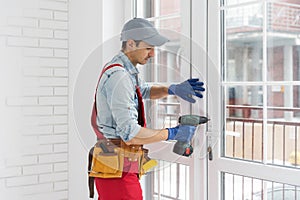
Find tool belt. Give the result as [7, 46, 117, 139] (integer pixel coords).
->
[88, 138, 157, 198]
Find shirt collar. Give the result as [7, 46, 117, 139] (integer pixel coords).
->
[115, 51, 139, 75]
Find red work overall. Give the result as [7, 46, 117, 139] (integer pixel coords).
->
[91, 64, 146, 200]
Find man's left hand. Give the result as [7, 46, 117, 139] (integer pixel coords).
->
[168, 78, 205, 103]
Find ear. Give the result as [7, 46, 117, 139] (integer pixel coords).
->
[127, 40, 136, 48]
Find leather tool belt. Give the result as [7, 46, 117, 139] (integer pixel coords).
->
[88, 139, 157, 179]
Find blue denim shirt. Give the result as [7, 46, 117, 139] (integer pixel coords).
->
[96, 51, 151, 141]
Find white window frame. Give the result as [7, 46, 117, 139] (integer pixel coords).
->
[208, 0, 300, 199]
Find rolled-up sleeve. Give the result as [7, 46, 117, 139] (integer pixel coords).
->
[104, 70, 141, 141]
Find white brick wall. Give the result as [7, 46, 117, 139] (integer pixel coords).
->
[40, 38, 68, 48]
[23, 47, 54, 57]
[23, 28, 54, 38]
[54, 30, 68, 39]
[0, 0, 69, 199]
[23, 9, 53, 19]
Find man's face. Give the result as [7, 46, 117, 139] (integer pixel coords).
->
[126, 41, 155, 66]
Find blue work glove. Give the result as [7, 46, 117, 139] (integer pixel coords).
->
[168, 78, 205, 103]
[167, 125, 196, 142]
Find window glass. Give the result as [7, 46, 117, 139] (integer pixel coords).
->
[223, 0, 259, 6]
[223, 0, 300, 166]
[225, 3, 263, 82]
[157, 0, 180, 16]
[267, 1, 300, 81]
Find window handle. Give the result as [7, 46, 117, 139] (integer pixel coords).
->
[207, 146, 213, 161]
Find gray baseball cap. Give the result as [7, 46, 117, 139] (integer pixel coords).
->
[121, 18, 169, 46]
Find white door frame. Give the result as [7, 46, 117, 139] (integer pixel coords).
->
[207, 1, 300, 199]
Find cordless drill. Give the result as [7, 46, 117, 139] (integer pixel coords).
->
[173, 115, 209, 157]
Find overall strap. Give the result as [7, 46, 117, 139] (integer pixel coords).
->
[135, 75, 146, 127]
[91, 63, 146, 138]
[91, 64, 123, 139]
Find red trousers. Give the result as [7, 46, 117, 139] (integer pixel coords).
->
[95, 172, 143, 200]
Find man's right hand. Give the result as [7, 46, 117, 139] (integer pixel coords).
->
[167, 125, 196, 142]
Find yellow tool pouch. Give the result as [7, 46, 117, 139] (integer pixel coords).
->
[89, 139, 157, 178]
[88, 139, 158, 198]
[89, 140, 123, 178]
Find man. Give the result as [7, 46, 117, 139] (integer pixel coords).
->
[93, 18, 205, 200]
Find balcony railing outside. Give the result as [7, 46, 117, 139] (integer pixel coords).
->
[223, 172, 300, 200]
[226, 105, 300, 168]
[150, 104, 300, 199]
